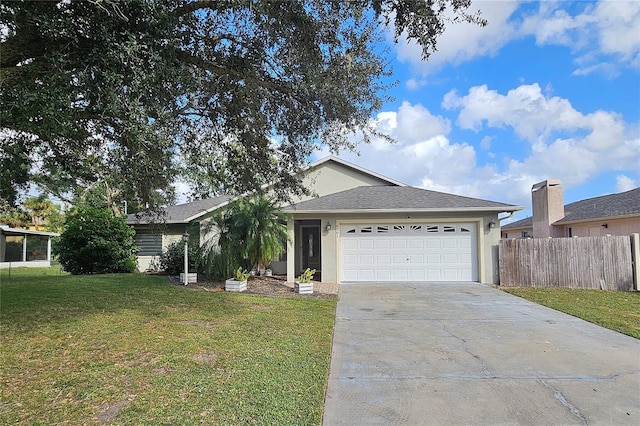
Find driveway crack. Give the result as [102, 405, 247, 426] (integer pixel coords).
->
[537, 379, 588, 425]
[441, 322, 492, 378]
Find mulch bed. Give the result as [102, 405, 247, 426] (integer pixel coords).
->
[165, 274, 334, 299]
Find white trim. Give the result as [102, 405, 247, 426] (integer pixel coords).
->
[286, 207, 522, 214]
[0, 227, 59, 237]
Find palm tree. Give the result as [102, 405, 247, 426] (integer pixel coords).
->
[233, 195, 288, 272]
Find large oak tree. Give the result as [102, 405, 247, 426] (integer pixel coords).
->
[0, 0, 484, 209]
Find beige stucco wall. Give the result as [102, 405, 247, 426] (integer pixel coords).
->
[503, 216, 640, 239]
[292, 161, 397, 203]
[558, 216, 640, 237]
[287, 211, 502, 285]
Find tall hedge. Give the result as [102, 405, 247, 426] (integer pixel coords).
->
[57, 206, 138, 274]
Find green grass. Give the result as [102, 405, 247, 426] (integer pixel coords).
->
[502, 287, 640, 339]
[0, 268, 337, 425]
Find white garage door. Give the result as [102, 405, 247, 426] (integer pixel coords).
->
[340, 223, 478, 282]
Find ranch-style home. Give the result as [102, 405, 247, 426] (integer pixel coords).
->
[128, 156, 522, 284]
[502, 180, 640, 239]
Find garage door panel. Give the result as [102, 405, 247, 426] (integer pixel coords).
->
[360, 239, 375, 249]
[409, 239, 424, 249]
[393, 239, 407, 249]
[343, 239, 359, 250]
[359, 254, 374, 264]
[442, 239, 458, 249]
[341, 222, 478, 282]
[376, 239, 391, 249]
[377, 269, 391, 280]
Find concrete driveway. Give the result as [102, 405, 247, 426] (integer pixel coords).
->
[323, 282, 639, 425]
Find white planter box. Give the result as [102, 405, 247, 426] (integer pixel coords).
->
[294, 282, 313, 294]
[225, 279, 247, 292]
[179, 273, 198, 284]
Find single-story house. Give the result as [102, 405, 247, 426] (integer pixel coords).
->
[502, 180, 640, 239]
[128, 156, 522, 284]
[0, 225, 58, 268]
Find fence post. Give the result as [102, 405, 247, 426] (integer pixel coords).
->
[631, 233, 640, 291]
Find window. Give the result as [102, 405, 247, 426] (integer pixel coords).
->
[376, 226, 389, 233]
[26, 236, 48, 261]
[460, 227, 470, 233]
[392, 225, 406, 233]
[567, 227, 572, 237]
[443, 226, 455, 233]
[409, 225, 423, 234]
[134, 231, 162, 255]
[426, 225, 439, 233]
[360, 226, 373, 233]
[4, 236, 23, 262]
[522, 230, 533, 238]
[345, 228, 356, 234]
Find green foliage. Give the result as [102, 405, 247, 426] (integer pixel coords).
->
[234, 267, 251, 281]
[159, 240, 199, 275]
[233, 195, 289, 271]
[56, 206, 137, 274]
[0, 200, 30, 228]
[1, 0, 484, 207]
[198, 196, 288, 279]
[297, 268, 316, 283]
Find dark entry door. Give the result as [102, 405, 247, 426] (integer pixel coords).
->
[302, 226, 321, 271]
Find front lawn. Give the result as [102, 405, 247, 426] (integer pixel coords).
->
[0, 268, 337, 425]
[502, 287, 640, 339]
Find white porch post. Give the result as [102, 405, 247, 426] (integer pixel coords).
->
[47, 237, 52, 262]
[286, 217, 295, 283]
[22, 235, 27, 262]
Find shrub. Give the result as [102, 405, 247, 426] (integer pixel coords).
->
[159, 240, 199, 275]
[57, 206, 138, 274]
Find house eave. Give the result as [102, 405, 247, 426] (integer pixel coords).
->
[0, 226, 59, 237]
[284, 206, 523, 215]
[183, 200, 232, 223]
[553, 212, 640, 226]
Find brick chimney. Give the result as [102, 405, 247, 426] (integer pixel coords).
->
[531, 179, 565, 238]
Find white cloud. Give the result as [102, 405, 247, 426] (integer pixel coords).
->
[394, 1, 640, 78]
[318, 83, 639, 210]
[521, 0, 640, 74]
[616, 175, 638, 192]
[393, 1, 521, 76]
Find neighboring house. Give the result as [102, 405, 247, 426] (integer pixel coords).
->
[0, 225, 58, 268]
[128, 156, 522, 284]
[502, 180, 640, 239]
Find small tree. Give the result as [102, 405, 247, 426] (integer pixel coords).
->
[233, 196, 288, 272]
[198, 195, 288, 279]
[57, 206, 138, 274]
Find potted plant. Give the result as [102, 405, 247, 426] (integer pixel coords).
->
[225, 267, 250, 292]
[294, 268, 315, 294]
[264, 265, 273, 277]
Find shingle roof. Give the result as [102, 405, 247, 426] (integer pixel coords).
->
[284, 186, 521, 213]
[501, 216, 533, 230]
[126, 195, 231, 225]
[555, 187, 640, 223]
[502, 187, 640, 229]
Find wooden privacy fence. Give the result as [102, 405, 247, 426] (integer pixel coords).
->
[499, 235, 639, 291]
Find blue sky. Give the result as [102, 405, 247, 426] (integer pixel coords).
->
[312, 0, 640, 222]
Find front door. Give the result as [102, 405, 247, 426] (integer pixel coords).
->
[302, 226, 321, 272]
